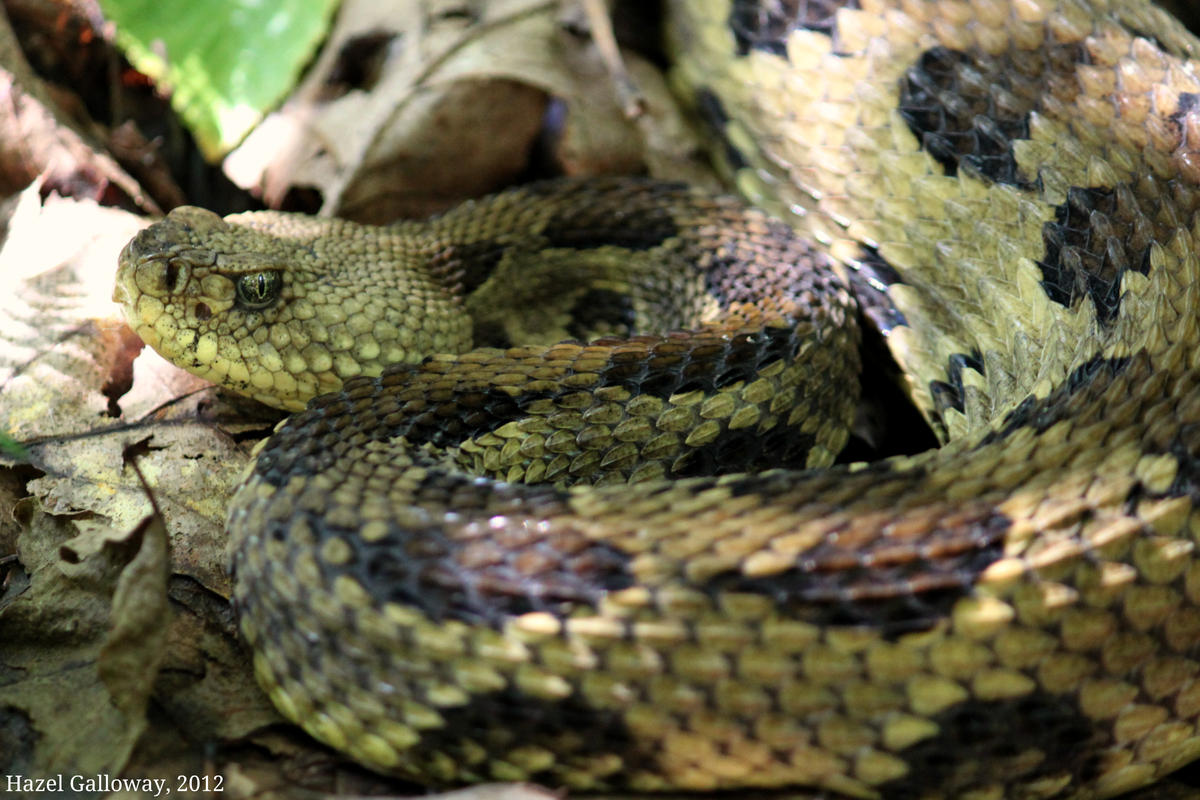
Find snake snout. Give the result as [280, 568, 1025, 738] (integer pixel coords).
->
[112, 237, 143, 309]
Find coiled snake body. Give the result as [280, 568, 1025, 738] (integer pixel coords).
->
[112, 1, 1200, 797]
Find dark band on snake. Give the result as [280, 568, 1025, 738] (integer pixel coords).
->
[112, 1, 1200, 797]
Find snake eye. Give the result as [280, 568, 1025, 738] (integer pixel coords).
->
[235, 271, 282, 310]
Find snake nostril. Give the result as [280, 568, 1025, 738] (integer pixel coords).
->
[195, 303, 212, 322]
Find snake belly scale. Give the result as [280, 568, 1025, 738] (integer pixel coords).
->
[110, 0, 1200, 797]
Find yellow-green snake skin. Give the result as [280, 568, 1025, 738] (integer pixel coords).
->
[111, 0, 1200, 797]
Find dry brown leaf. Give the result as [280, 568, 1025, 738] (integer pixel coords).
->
[0, 504, 150, 778]
[226, 0, 714, 222]
[0, 2, 717, 794]
[98, 509, 171, 719]
[0, 5, 155, 211]
[0, 188, 246, 595]
[0, 190, 330, 795]
[0, 188, 548, 796]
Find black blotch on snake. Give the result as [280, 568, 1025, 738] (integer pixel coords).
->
[427, 239, 509, 295]
[1036, 186, 1155, 324]
[693, 87, 751, 170]
[536, 184, 683, 251]
[898, 44, 1086, 187]
[400, 688, 652, 787]
[702, 217, 834, 307]
[280, 475, 635, 627]
[878, 692, 1101, 798]
[982, 355, 1134, 446]
[252, 320, 821, 490]
[929, 350, 985, 417]
[620, 324, 805, 397]
[728, 0, 862, 56]
[698, 469, 1009, 638]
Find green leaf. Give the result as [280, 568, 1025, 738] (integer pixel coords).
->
[0, 430, 29, 462]
[99, 0, 339, 160]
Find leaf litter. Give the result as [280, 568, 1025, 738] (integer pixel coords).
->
[0, 0, 716, 796]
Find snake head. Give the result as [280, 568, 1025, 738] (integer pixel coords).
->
[117, 207, 285, 313]
[113, 205, 318, 408]
[114, 205, 474, 411]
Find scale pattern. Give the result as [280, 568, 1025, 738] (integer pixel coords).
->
[111, 1, 1200, 798]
